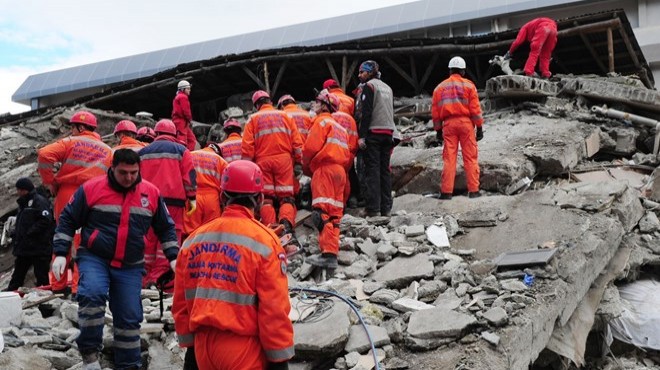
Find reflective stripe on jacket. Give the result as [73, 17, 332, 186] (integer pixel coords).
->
[432, 73, 484, 130]
[328, 87, 355, 116]
[241, 104, 303, 164]
[303, 113, 351, 173]
[113, 136, 147, 152]
[331, 111, 359, 156]
[191, 147, 227, 193]
[283, 104, 312, 142]
[218, 133, 242, 163]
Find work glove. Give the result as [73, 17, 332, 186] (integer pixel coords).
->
[358, 138, 366, 150]
[186, 199, 196, 216]
[436, 129, 443, 146]
[51, 256, 67, 281]
[170, 259, 177, 272]
[267, 361, 289, 370]
[293, 163, 303, 179]
[476, 127, 484, 142]
[503, 51, 512, 61]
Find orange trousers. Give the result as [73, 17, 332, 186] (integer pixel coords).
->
[194, 328, 266, 370]
[525, 22, 557, 78]
[183, 189, 221, 235]
[144, 205, 183, 286]
[311, 164, 346, 256]
[257, 154, 296, 226]
[441, 118, 480, 194]
[50, 185, 79, 293]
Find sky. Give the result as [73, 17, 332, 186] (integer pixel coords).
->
[0, 0, 416, 115]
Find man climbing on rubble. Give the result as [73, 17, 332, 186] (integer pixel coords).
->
[356, 60, 396, 217]
[38, 110, 112, 297]
[112, 120, 146, 152]
[139, 119, 196, 287]
[212, 118, 243, 163]
[278, 94, 312, 142]
[432, 56, 484, 199]
[504, 17, 558, 79]
[52, 149, 178, 370]
[242, 90, 303, 243]
[303, 90, 350, 271]
[136, 126, 156, 143]
[330, 92, 359, 207]
[173, 160, 294, 370]
[172, 80, 198, 151]
[323, 79, 355, 116]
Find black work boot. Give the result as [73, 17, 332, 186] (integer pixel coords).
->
[306, 253, 338, 269]
[468, 191, 482, 199]
[439, 193, 453, 200]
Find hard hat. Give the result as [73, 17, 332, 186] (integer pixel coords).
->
[316, 89, 340, 113]
[137, 126, 156, 139]
[177, 80, 191, 90]
[251, 90, 270, 105]
[359, 60, 379, 74]
[448, 56, 466, 69]
[221, 160, 264, 194]
[70, 110, 97, 128]
[113, 120, 137, 135]
[323, 79, 339, 90]
[223, 118, 242, 130]
[154, 119, 177, 136]
[277, 94, 296, 109]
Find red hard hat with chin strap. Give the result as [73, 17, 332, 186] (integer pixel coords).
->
[114, 120, 138, 135]
[154, 119, 177, 136]
[70, 110, 98, 128]
[221, 160, 263, 194]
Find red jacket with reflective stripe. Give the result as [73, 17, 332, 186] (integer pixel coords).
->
[241, 104, 303, 164]
[218, 133, 242, 163]
[282, 103, 312, 142]
[113, 136, 147, 152]
[139, 135, 197, 207]
[191, 147, 227, 193]
[37, 131, 112, 189]
[172, 91, 193, 126]
[303, 113, 351, 173]
[509, 17, 557, 54]
[172, 205, 294, 362]
[432, 73, 484, 130]
[331, 111, 359, 157]
[328, 87, 355, 116]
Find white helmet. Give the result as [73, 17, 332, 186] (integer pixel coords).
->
[448, 56, 466, 69]
[177, 80, 191, 89]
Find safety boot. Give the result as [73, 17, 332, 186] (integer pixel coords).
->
[306, 253, 338, 269]
[439, 193, 453, 200]
[82, 351, 101, 370]
[468, 191, 482, 199]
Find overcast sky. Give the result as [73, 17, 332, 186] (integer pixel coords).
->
[0, 0, 415, 114]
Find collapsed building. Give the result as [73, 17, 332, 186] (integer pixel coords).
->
[0, 8, 659, 370]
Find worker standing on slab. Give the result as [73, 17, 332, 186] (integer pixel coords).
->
[323, 79, 355, 116]
[356, 60, 396, 217]
[242, 90, 303, 238]
[52, 149, 178, 370]
[182, 144, 227, 237]
[5, 178, 54, 291]
[38, 110, 112, 297]
[303, 90, 350, 270]
[172, 80, 198, 151]
[136, 127, 156, 143]
[432, 56, 484, 199]
[504, 17, 558, 78]
[112, 120, 146, 152]
[278, 94, 312, 143]
[139, 119, 196, 287]
[213, 118, 243, 163]
[173, 160, 294, 370]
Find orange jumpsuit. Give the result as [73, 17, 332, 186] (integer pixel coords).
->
[282, 103, 312, 143]
[303, 113, 350, 256]
[183, 147, 227, 235]
[328, 87, 355, 116]
[509, 17, 558, 78]
[112, 136, 146, 152]
[217, 133, 243, 163]
[37, 130, 112, 293]
[241, 104, 303, 226]
[331, 111, 359, 203]
[173, 205, 294, 369]
[432, 73, 484, 194]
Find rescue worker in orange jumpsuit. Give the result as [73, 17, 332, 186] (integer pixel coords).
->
[37, 110, 112, 296]
[212, 118, 243, 163]
[504, 17, 558, 78]
[139, 119, 197, 286]
[303, 91, 350, 270]
[112, 120, 146, 152]
[241, 90, 303, 237]
[329, 94, 359, 205]
[173, 160, 294, 370]
[432, 56, 484, 199]
[172, 80, 198, 151]
[183, 144, 227, 237]
[136, 127, 156, 143]
[323, 79, 355, 116]
[277, 95, 312, 143]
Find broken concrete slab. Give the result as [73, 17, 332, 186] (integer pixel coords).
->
[344, 325, 391, 354]
[562, 76, 660, 113]
[391, 298, 434, 313]
[493, 248, 558, 268]
[294, 299, 351, 359]
[425, 225, 450, 248]
[406, 308, 477, 339]
[482, 307, 508, 327]
[485, 75, 559, 98]
[371, 254, 434, 288]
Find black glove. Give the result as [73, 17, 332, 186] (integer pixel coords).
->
[293, 163, 303, 178]
[476, 127, 484, 142]
[503, 51, 512, 60]
[267, 361, 289, 370]
[436, 130, 443, 146]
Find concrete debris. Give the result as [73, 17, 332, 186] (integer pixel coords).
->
[425, 224, 450, 248]
[493, 248, 558, 268]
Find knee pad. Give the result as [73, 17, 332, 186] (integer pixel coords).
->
[311, 209, 328, 232]
[281, 197, 296, 206]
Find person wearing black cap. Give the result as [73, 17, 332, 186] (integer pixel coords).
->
[4, 177, 55, 291]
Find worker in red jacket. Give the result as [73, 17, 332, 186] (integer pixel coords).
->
[113, 120, 146, 152]
[432, 56, 484, 199]
[172, 80, 198, 151]
[504, 17, 558, 78]
[139, 119, 197, 286]
[37, 110, 112, 296]
[173, 160, 294, 370]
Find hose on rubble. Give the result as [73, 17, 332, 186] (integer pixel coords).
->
[290, 287, 381, 370]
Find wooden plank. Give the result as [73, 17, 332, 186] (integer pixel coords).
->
[607, 27, 615, 73]
[419, 53, 440, 91]
[578, 31, 608, 74]
[325, 59, 340, 85]
[23, 293, 64, 309]
[270, 61, 288, 98]
[241, 66, 265, 90]
[295, 209, 312, 227]
[384, 57, 417, 90]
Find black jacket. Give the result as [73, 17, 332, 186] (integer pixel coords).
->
[13, 190, 54, 257]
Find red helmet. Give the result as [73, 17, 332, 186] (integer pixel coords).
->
[154, 119, 177, 136]
[221, 160, 263, 194]
[316, 90, 340, 113]
[223, 118, 242, 130]
[70, 110, 97, 128]
[251, 90, 270, 105]
[113, 120, 137, 135]
[137, 126, 156, 139]
[277, 94, 295, 109]
[323, 79, 339, 90]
